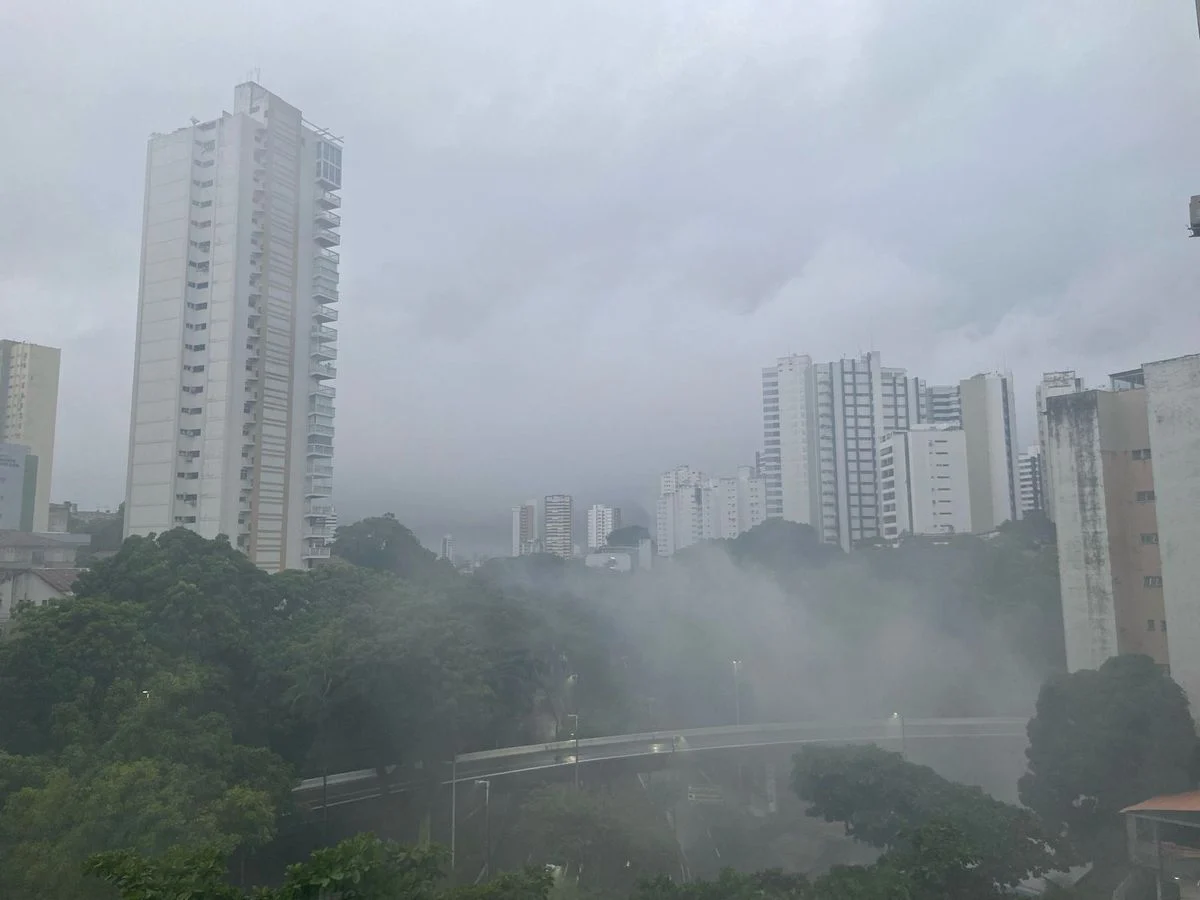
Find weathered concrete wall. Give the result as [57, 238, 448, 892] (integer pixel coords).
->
[1048, 391, 1118, 672]
[1144, 355, 1200, 709]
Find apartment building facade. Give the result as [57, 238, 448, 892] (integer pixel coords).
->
[0, 341, 61, 532]
[543, 494, 574, 557]
[586, 504, 620, 550]
[1036, 370, 1085, 522]
[959, 372, 1021, 532]
[511, 501, 538, 556]
[879, 425, 972, 540]
[124, 83, 341, 572]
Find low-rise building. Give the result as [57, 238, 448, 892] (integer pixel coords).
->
[0, 567, 83, 627]
[0, 530, 81, 569]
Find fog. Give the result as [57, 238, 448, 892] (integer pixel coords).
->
[5, 0, 1200, 530]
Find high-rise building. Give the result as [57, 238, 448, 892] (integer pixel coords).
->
[586, 504, 620, 550]
[0, 341, 61, 532]
[959, 372, 1021, 532]
[1035, 370, 1085, 522]
[1047, 368, 1167, 678]
[511, 501, 537, 556]
[879, 425, 972, 540]
[124, 83, 342, 573]
[543, 494, 574, 557]
[761, 352, 930, 551]
[925, 384, 962, 428]
[1018, 446, 1044, 515]
[0, 443, 36, 531]
[440, 534, 455, 562]
[656, 464, 767, 556]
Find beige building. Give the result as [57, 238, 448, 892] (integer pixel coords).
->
[0, 341, 61, 532]
[1046, 356, 1200, 699]
[959, 372, 1021, 532]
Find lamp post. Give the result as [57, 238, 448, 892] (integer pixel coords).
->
[567, 713, 581, 789]
[731, 660, 742, 726]
[892, 712, 907, 759]
[475, 779, 491, 881]
[450, 756, 458, 877]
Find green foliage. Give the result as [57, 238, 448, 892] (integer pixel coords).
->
[793, 744, 1064, 889]
[332, 514, 454, 582]
[1019, 654, 1199, 861]
[86, 836, 553, 900]
[604, 525, 651, 549]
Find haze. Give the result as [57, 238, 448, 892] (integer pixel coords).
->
[5, 0, 1200, 539]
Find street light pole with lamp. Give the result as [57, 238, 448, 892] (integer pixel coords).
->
[892, 712, 907, 759]
[567, 713, 581, 789]
[731, 660, 742, 726]
[475, 779, 492, 881]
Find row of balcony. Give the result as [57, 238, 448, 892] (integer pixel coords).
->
[315, 304, 337, 322]
[307, 442, 333, 457]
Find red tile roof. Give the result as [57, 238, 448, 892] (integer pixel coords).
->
[1123, 791, 1200, 814]
[33, 568, 83, 595]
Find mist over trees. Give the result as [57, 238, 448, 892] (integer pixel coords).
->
[0, 513, 1160, 898]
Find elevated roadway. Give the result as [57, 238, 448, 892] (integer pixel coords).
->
[294, 716, 1028, 811]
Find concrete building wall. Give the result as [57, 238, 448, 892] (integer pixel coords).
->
[543, 494, 574, 557]
[1144, 355, 1200, 705]
[0, 341, 61, 532]
[761, 356, 817, 525]
[511, 502, 537, 556]
[586, 504, 619, 550]
[960, 373, 1021, 532]
[880, 427, 971, 540]
[1036, 371, 1085, 523]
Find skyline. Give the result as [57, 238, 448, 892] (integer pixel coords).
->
[6, 0, 1200, 532]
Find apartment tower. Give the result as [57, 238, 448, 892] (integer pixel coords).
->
[124, 83, 342, 572]
[0, 341, 61, 532]
[586, 504, 620, 550]
[959, 372, 1021, 532]
[543, 494, 574, 557]
[1035, 370, 1085, 522]
[511, 501, 537, 556]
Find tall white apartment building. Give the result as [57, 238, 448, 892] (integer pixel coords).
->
[925, 384, 962, 427]
[586, 504, 620, 550]
[511, 501, 538, 556]
[1035, 370, 1084, 523]
[0, 341, 60, 532]
[879, 425, 972, 540]
[959, 372, 1021, 532]
[124, 83, 342, 572]
[543, 494, 574, 557]
[1018, 446, 1044, 515]
[656, 464, 767, 556]
[762, 352, 928, 551]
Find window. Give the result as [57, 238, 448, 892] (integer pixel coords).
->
[1162, 620, 1168, 633]
[1144, 575, 1163, 588]
[1147, 619, 1156, 631]
[180, 407, 202, 415]
[177, 471, 200, 480]
[1141, 533, 1159, 545]
[1137, 490, 1156, 503]
[191, 199, 212, 208]
[1132, 448, 1152, 460]
[180, 428, 201, 438]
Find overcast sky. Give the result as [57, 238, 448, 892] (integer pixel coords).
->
[4, 0, 1200, 541]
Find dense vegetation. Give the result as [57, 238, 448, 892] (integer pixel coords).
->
[0, 512, 1189, 898]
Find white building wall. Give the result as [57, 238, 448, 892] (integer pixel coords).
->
[0, 342, 60, 532]
[762, 356, 816, 525]
[124, 83, 341, 572]
[960, 373, 1021, 532]
[925, 384, 962, 428]
[1018, 446, 1043, 515]
[543, 494, 574, 557]
[586, 504, 618, 550]
[880, 427, 971, 540]
[1046, 391, 1119, 673]
[1143, 355, 1200, 709]
[1036, 371, 1085, 523]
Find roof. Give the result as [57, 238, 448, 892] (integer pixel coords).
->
[0, 530, 73, 550]
[32, 568, 84, 594]
[1122, 791, 1200, 814]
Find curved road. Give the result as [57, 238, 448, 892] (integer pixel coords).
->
[294, 716, 1028, 811]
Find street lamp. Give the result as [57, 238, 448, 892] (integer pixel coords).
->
[567, 713, 581, 789]
[891, 712, 907, 759]
[731, 660, 743, 726]
[475, 779, 491, 880]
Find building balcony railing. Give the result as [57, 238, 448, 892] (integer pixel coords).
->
[302, 544, 332, 559]
[311, 361, 336, 380]
[318, 248, 340, 264]
[315, 207, 341, 228]
[305, 477, 333, 498]
[316, 189, 341, 210]
[314, 226, 341, 248]
[314, 304, 337, 322]
[312, 324, 337, 341]
[308, 422, 335, 439]
[309, 401, 335, 417]
[313, 280, 339, 304]
[308, 502, 335, 517]
[312, 383, 335, 399]
[307, 442, 334, 457]
[304, 525, 334, 539]
[312, 343, 338, 361]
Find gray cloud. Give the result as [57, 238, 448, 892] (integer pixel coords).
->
[4, 0, 1200, 547]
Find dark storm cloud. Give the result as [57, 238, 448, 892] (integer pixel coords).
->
[3, 0, 1200, 534]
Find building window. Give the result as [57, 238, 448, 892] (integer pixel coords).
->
[1147, 619, 1156, 631]
[1132, 448, 1152, 460]
[1136, 490, 1156, 503]
[1162, 620, 1168, 633]
[1140, 533, 1159, 545]
[1144, 575, 1163, 588]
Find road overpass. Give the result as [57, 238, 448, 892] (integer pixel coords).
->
[294, 716, 1028, 811]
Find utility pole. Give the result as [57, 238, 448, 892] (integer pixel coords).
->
[450, 757, 458, 878]
[731, 660, 742, 726]
[567, 713, 581, 789]
[475, 779, 491, 881]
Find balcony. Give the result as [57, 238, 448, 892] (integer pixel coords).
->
[311, 361, 336, 380]
[314, 226, 341, 248]
[302, 545, 332, 560]
[316, 189, 341, 210]
[315, 207, 341, 228]
[311, 383, 335, 399]
[308, 419, 335, 437]
[307, 442, 334, 457]
[318, 247, 340, 264]
[312, 343, 338, 361]
[314, 304, 337, 322]
[313, 278, 339, 304]
[309, 401, 335, 418]
[305, 476, 333, 498]
[305, 526, 334, 540]
[308, 502, 335, 516]
[312, 324, 337, 342]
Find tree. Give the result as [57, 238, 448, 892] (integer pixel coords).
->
[1020, 654, 1199, 862]
[605, 525, 651, 549]
[332, 514, 454, 582]
[793, 744, 1065, 889]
